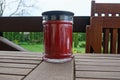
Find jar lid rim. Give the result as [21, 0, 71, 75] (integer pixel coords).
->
[42, 10, 74, 16]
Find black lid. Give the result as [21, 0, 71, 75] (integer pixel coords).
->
[42, 10, 74, 16]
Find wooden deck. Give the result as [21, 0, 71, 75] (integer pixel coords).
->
[0, 51, 120, 80]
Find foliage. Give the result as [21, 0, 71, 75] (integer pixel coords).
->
[3, 32, 44, 44]
[73, 33, 79, 47]
[73, 33, 86, 48]
[73, 41, 86, 53]
[3, 32, 86, 53]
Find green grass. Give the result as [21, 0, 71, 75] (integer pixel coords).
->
[19, 41, 85, 53]
[19, 43, 44, 52]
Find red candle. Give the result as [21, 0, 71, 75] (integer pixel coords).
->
[42, 11, 74, 63]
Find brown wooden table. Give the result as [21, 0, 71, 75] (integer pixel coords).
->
[0, 51, 120, 80]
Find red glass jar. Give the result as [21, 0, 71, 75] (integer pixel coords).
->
[42, 11, 74, 63]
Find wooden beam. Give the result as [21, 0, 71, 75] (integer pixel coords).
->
[0, 16, 90, 32]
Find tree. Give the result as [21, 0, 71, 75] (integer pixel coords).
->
[9, 0, 34, 16]
[0, 0, 5, 16]
[0, 0, 40, 16]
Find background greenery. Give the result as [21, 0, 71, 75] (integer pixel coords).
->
[3, 32, 86, 53]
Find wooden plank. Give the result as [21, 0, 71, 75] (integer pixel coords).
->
[75, 62, 120, 66]
[0, 59, 40, 64]
[0, 55, 42, 59]
[0, 63, 37, 69]
[90, 18, 103, 53]
[0, 51, 42, 58]
[0, 56, 41, 60]
[74, 54, 120, 57]
[110, 29, 117, 53]
[75, 56, 120, 60]
[0, 51, 41, 55]
[0, 36, 27, 51]
[103, 29, 109, 53]
[86, 25, 91, 53]
[0, 67, 31, 76]
[73, 16, 90, 32]
[76, 78, 109, 80]
[75, 58, 120, 62]
[76, 65, 120, 72]
[0, 74, 23, 80]
[75, 54, 120, 80]
[23, 60, 74, 80]
[76, 71, 120, 79]
[0, 16, 90, 32]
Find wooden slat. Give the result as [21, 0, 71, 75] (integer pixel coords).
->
[75, 56, 120, 60]
[95, 3, 120, 14]
[0, 51, 42, 55]
[0, 74, 23, 80]
[0, 51, 42, 58]
[0, 63, 37, 69]
[0, 36, 27, 51]
[0, 16, 90, 32]
[0, 67, 31, 76]
[76, 65, 120, 72]
[0, 56, 41, 60]
[76, 71, 120, 79]
[103, 29, 109, 53]
[76, 62, 120, 66]
[76, 78, 108, 80]
[110, 29, 117, 53]
[90, 18, 103, 53]
[74, 54, 120, 57]
[75, 54, 120, 80]
[0, 59, 40, 64]
[0, 51, 43, 80]
[86, 25, 91, 53]
[75, 58, 120, 62]
[23, 60, 74, 80]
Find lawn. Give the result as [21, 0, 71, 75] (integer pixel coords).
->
[19, 43, 44, 52]
[19, 41, 85, 53]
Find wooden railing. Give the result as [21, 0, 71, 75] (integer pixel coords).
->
[0, 16, 90, 32]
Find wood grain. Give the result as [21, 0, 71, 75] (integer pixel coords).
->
[0, 17, 90, 32]
[0, 74, 23, 80]
[0, 51, 42, 80]
[0, 63, 37, 69]
[76, 71, 120, 79]
[23, 60, 74, 80]
[0, 67, 31, 76]
[75, 54, 120, 80]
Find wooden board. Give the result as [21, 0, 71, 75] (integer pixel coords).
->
[0, 74, 23, 80]
[0, 59, 40, 64]
[0, 52, 120, 80]
[76, 71, 120, 79]
[0, 17, 90, 32]
[0, 67, 31, 76]
[75, 54, 120, 80]
[23, 60, 74, 80]
[0, 51, 42, 57]
[76, 78, 109, 80]
[76, 65, 120, 72]
[0, 51, 42, 80]
[0, 63, 37, 69]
